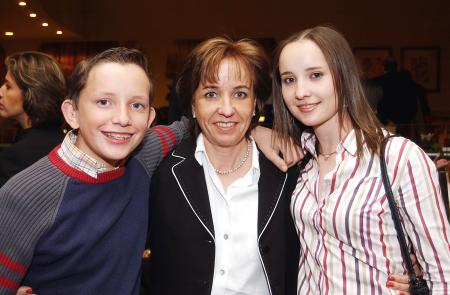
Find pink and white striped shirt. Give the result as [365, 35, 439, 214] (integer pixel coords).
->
[292, 130, 450, 294]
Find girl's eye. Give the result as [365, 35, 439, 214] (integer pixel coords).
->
[131, 102, 146, 111]
[204, 92, 218, 98]
[97, 99, 110, 107]
[310, 72, 323, 79]
[282, 77, 295, 84]
[235, 91, 247, 99]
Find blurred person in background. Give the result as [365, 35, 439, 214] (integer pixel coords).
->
[0, 51, 66, 187]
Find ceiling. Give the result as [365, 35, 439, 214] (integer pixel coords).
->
[0, 0, 79, 40]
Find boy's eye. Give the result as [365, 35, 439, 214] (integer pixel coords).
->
[310, 72, 323, 79]
[131, 102, 146, 111]
[204, 91, 218, 98]
[282, 77, 295, 85]
[97, 99, 110, 107]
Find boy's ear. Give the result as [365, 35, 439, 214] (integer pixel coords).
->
[147, 107, 156, 128]
[61, 99, 80, 129]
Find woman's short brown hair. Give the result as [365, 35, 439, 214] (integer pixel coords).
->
[5, 51, 66, 127]
[176, 36, 271, 138]
[272, 26, 384, 157]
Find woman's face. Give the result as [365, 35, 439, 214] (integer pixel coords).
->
[279, 39, 339, 131]
[0, 70, 26, 121]
[193, 58, 256, 149]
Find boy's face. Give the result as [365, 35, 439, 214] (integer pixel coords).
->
[62, 62, 155, 168]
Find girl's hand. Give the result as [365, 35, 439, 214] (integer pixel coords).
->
[16, 286, 36, 295]
[386, 254, 424, 295]
[252, 126, 303, 171]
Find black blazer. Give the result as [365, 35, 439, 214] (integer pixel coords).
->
[142, 138, 299, 295]
[0, 125, 64, 187]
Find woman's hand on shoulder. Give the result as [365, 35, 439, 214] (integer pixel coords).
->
[252, 126, 303, 171]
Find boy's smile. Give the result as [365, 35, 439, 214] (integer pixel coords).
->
[62, 62, 155, 168]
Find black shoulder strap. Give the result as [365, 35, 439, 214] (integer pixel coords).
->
[379, 135, 418, 282]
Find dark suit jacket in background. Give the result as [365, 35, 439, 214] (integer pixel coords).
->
[141, 138, 299, 295]
[0, 124, 64, 187]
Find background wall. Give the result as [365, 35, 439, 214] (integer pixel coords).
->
[1, 0, 449, 116]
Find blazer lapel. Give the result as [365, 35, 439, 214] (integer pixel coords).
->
[172, 140, 215, 240]
[257, 153, 288, 237]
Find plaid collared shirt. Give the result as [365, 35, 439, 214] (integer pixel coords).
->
[57, 130, 117, 178]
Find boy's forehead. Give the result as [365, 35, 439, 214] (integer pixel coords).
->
[82, 62, 151, 96]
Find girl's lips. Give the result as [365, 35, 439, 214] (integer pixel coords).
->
[298, 102, 320, 112]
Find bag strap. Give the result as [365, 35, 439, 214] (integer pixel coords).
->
[379, 135, 418, 282]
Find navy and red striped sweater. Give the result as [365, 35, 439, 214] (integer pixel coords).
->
[0, 122, 185, 295]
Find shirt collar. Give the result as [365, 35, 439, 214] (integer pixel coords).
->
[301, 129, 358, 158]
[58, 130, 115, 178]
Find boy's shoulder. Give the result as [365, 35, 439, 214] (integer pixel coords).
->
[1, 155, 69, 210]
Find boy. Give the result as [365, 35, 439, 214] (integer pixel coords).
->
[0, 47, 187, 294]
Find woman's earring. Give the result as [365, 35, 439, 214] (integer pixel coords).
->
[252, 110, 256, 117]
[192, 109, 196, 118]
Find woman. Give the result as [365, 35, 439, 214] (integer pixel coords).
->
[272, 25, 450, 294]
[0, 51, 66, 187]
[142, 37, 300, 295]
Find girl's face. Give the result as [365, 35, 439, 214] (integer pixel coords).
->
[279, 39, 339, 132]
[0, 70, 26, 121]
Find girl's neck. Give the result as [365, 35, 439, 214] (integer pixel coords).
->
[314, 113, 351, 154]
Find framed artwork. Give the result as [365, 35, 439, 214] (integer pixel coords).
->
[401, 47, 440, 92]
[353, 47, 392, 78]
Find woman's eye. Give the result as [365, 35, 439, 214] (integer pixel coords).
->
[204, 92, 217, 98]
[310, 72, 323, 79]
[235, 91, 247, 99]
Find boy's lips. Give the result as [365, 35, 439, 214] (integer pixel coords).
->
[102, 131, 133, 142]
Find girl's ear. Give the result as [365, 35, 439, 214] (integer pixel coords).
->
[61, 99, 80, 129]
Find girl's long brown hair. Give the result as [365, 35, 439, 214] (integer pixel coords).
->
[272, 25, 384, 158]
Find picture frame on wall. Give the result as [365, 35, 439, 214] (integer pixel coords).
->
[401, 47, 440, 92]
[353, 47, 392, 78]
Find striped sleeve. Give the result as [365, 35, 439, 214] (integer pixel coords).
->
[0, 158, 66, 294]
[389, 138, 450, 293]
[135, 117, 188, 177]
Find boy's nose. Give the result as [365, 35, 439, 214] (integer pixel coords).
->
[113, 107, 131, 126]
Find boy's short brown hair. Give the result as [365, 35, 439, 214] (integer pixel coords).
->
[68, 47, 154, 106]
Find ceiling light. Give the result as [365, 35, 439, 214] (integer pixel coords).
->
[42, 22, 48, 27]
[5, 32, 14, 36]
[18, 1, 26, 6]
[56, 30, 63, 35]
[29, 13, 37, 17]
